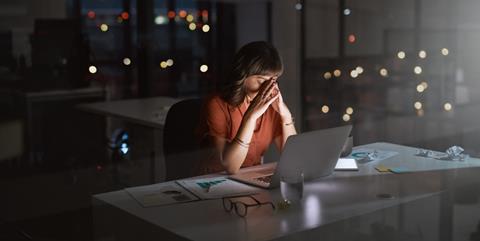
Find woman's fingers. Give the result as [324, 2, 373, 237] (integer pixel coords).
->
[259, 79, 273, 93]
[246, 82, 280, 119]
[261, 87, 280, 106]
[265, 91, 280, 106]
[262, 81, 277, 101]
[248, 79, 278, 114]
[272, 85, 280, 96]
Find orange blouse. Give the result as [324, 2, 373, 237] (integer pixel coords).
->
[197, 95, 283, 174]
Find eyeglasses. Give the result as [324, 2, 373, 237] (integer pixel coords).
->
[222, 195, 275, 217]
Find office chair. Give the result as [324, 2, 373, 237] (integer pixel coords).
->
[163, 98, 204, 181]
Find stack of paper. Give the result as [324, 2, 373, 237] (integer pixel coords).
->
[176, 177, 262, 199]
[125, 182, 199, 207]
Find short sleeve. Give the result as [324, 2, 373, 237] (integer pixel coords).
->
[206, 97, 229, 139]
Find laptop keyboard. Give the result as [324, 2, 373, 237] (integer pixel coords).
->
[254, 175, 272, 184]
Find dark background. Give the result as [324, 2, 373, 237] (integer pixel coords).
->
[1, 0, 480, 240]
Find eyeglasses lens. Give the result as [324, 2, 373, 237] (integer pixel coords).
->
[234, 202, 247, 217]
[223, 198, 233, 211]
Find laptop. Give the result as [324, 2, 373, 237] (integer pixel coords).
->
[229, 125, 352, 189]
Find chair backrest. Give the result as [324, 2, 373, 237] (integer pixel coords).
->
[163, 98, 203, 181]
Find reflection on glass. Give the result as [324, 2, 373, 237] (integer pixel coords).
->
[379, 68, 388, 77]
[414, 66, 422, 74]
[179, 10, 187, 18]
[324, 72, 332, 80]
[120, 12, 129, 20]
[414, 101, 423, 110]
[321, 105, 330, 113]
[167, 11, 175, 19]
[160, 61, 168, 69]
[348, 34, 356, 43]
[418, 50, 427, 59]
[202, 24, 211, 33]
[350, 70, 358, 78]
[89, 65, 97, 74]
[304, 195, 321, 227]
[441, 48, 449, 56]
[155, 15, 167, 25]
[356, 66, 364, 74]
[333, 69, 341, 77]
[87, 10, 95, 19]
[416, 84, 425, 93]
[280, 219, 289, 233]
[100, 23, 109, 32]
[343, 114, 351, 122]
[346, 107, 354, 115]
[420, 81, 428, 89]
[416, 109, 424, 116]
[295, 3, 303, 11]
[444, 102, 453, 111]
[201, 10, 209, 21]
[200, 64, 209, 73]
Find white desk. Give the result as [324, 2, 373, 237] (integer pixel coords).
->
[78, 96, 182, 183]
[77, 96, 181, 128]
[334, 142, 480, 177]
[92, 142, 480, 241]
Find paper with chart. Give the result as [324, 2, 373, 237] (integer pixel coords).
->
[176, 177, 262, 199]
[125, 182, 199, 208]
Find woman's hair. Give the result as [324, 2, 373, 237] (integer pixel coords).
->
[220, 41, 283, 107]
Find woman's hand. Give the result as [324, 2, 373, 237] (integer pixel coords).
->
[271, 84, 293, 122]
[243, 79, 279, 121]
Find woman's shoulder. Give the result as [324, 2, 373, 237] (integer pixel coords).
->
[203, 93, 231, 113]
[205, 93, 225, 107]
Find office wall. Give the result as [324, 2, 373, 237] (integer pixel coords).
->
[456, 0, 480, 99]
[0, 0, 67, 64]
[305, 0, 339, 58]
[235, 2, 269, 49]
[302, 0, 480, 114]
[257, 0, 302, 162]
[272, 0, 302, 132]
[303, 0, 463, 57]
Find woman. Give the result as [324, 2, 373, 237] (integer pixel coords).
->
[198, 41, 297, 175]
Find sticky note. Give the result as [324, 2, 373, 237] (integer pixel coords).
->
[375, 165, 390, 172]
[389, 167, 410, 174]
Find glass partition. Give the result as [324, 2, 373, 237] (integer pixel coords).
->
[302, 0, 478, 156]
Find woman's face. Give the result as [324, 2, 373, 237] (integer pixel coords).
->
[244, 74, 279, 96]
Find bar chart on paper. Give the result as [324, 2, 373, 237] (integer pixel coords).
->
[177, 177, 262, 199]
[196, 179, 226, 189]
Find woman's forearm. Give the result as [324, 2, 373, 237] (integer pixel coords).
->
[221, 117, 256, 174]
[280, 116, 297, 151]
